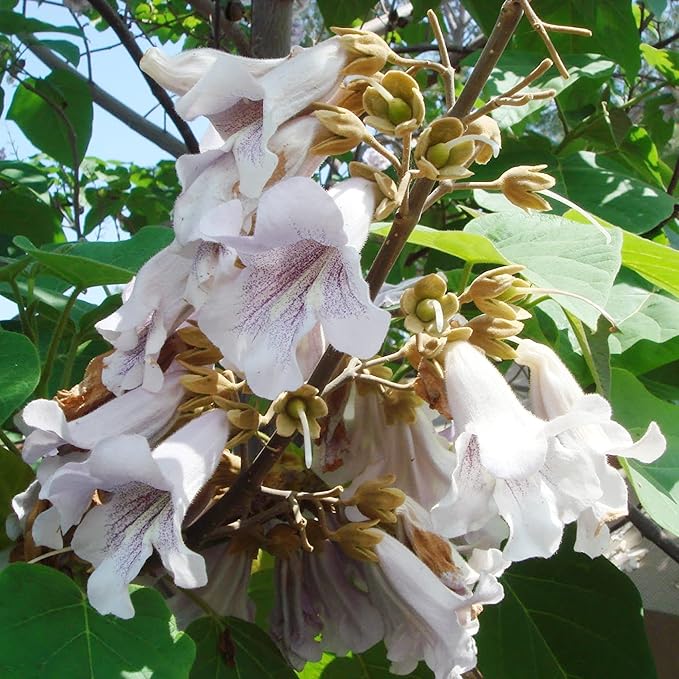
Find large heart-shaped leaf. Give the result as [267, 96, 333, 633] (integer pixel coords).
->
[476, 541, 657, 678]
[0, 563, 196, 678]
[0, 329, 40, 425]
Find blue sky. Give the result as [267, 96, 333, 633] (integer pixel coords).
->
[2, 3, 207, 164]
[1, 3, 207, 318]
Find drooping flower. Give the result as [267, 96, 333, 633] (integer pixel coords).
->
[45, 409, 230, 618]
[97, 207, 242, 395]
[141, 36, 385, 198]
[514, 338, 665, 556]
[197, 176, 390, 399]
[432, 339, 608, 561]
[20, 364, 187, 464]
[269, 526, 384, 668]
[360, 530, 501, 679]
[316, 387, 454, 512]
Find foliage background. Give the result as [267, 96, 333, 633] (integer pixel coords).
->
[0, 1, 677, 677]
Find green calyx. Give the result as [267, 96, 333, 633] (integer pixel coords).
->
[426, 142, 452, 168]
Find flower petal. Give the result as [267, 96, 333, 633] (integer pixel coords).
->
[494, 477, 563, 561]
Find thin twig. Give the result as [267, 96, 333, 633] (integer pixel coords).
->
[518, 0, 591, 79]
[462, 58, 554, 124]
[88, 0, 200, 153]
[427, 8, 455, 109]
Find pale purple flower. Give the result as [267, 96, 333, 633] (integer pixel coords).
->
[46, 409, 230, 618]
[361, 531, 502, 679]
[432, 340, 611, 561]
[198, 177, 390, 399]
[97, 224, 240, 395]
[166, 541, 256, 628]
[141, 39, 352, 198]
[20, 364, 187, 463]
[515, 338, 665, 556]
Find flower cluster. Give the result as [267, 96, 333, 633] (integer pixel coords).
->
[8, 20, 665, 679]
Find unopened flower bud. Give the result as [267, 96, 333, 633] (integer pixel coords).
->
[333, 27, 394, 76]
[312, 103, 366, 155]
[460, 264, 531, 320]
[400, 273, 460, 335]
[363, 70, 425, 136]
[497, 165, 555, 211]
[345, 473, 406, 524]
[382, 387, 422, 425]
[329, 519, 383, 562]
[465, 115, 502, 165]
[467, 315, 525, 361]
[349, 161, 405, 220]
[227, 407, 262, 432]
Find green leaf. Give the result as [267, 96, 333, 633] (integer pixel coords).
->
[610, 368, 679, 535]
[0, 187, 61, 247]
[556, 152, 674, 235]
[299, 644, 433, 678]
[476, 542, 657, 679]
[13, 226, 174, 288]
[0, 330, 40, 425]
[561, 209, 679, 297]
[620, 231, 679, 297]
[7, 69, 93, 168]
[317, 0, 376, 28]
[0, 160, 50, 193]
[370, 223, 507, 265]
[39, 39, 80, 67]
[186, 616, 295, 679]
[0, 10, 82, 35]
[0, 447, 33, 548]
[0, 563, 196, 678]
[640, 44, 679, 85]
[606, 271, 679, 354]
[465, 213, 621, 329]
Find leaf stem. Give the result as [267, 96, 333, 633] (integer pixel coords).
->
[564, 309, 604, 395]
[36, 287, 81, 398]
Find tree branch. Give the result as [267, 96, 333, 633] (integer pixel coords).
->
[23, 37, 188, 157]
[187, 0, 526, 545]
[628, 504, 679, 565]
[89, 0, 200, 154]
[251, 0, 293, 58]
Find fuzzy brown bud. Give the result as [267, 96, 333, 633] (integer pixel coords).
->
[363, 70, 425, 136]
[497, 165, 555, 211]
[345, 473, 406, 524]
[329, 520, 383, 562]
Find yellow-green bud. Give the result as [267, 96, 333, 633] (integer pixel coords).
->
[388, 97, 412, 125]
[416, 299, 437, 322]
[426, 142, 451, 169]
